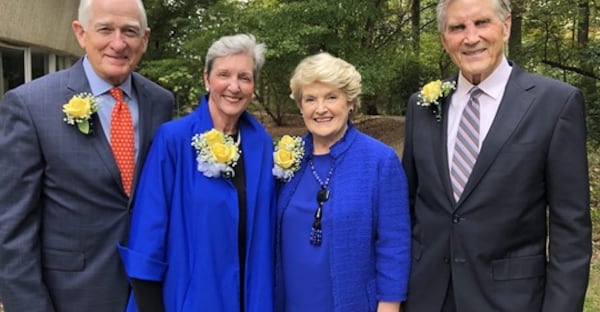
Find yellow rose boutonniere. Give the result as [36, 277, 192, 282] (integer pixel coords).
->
[417, 80, 456, 122]
[272, 135, 305, 182]
[191, 129, 241, 178]
[62, 93, 100, 134]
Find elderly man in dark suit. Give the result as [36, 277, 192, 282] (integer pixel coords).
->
[402, 0, 591, 311]
[0, 0, 173, 311]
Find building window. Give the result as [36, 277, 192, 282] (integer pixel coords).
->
[0, 41, 77, 101]
[32, 51, 48, 80]
[0, 44, 25, 97]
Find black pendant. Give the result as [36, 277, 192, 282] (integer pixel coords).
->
[310, 204, 323, 246]
[310, 227, 323, 246]
[317, 188, 330, 203]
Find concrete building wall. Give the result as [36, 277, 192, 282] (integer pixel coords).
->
[0, 0, 82, 56]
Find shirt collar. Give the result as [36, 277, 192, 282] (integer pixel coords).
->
[82, 56, 133, 98]
[457, 57, 512, 100]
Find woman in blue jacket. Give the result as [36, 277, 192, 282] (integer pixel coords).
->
[274, 52, 411, 312]
[118, 34, 275, 312]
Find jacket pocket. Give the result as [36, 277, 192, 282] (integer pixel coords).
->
[492, 254, 545, 281]
[42, 248, 85, 271]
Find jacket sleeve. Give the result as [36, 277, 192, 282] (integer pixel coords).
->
[542, 87, 592, 311]
[0, 90, 56, 312]
[375, 147, 411, 302]
[402, 93, 419, 217]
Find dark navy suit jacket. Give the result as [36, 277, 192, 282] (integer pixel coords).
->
[0, 59, 173, 312]
[402, 64, 591, 312]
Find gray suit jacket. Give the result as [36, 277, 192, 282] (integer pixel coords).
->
[0, 59, 174, 312]
[402, 64, 591, 311]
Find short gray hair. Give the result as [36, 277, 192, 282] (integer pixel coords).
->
[204, 34, 267, 82]
[436, 0, 511, 33]
[78, 0, 148, 31]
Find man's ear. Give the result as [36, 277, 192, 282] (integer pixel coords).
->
[503, 13, 512, 43]
[72, 21, 87, 49]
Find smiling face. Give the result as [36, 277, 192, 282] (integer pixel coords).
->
[299, 82, 352, 154]
[440, 0, 511, 85]
[72, 0, 149, 86]
[204, 53, 255, 132]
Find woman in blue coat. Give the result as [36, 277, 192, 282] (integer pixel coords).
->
[274, 52, 411, 312]
[118, 34, 275, 312]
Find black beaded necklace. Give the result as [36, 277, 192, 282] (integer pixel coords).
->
[308, 156, 334, 246]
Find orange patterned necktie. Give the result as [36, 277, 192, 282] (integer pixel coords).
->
[109, 87, 135, 196]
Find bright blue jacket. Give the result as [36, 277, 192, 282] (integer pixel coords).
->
[275, 124, 411, 311]
[119, 95, 276, 311]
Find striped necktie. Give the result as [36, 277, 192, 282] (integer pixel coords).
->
[451, 87, 483, 202]
[109, 87, 135, 196]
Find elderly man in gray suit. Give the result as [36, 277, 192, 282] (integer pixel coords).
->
[402, 0, 591, 311]
[0, 0, 173, 311]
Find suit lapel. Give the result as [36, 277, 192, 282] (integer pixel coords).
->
[89, 113, 124, 189]
[423, 76, 460, 211]
[66, 60, 125, 195]
[435, 94, 457, 210]
[130, 76, 153, 198]
[456, 66, 535, 207]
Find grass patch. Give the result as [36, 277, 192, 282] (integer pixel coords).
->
[586, 260, 600, 311]
[586, 146, 600, 311]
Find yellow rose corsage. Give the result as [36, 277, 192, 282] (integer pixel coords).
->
[272, 135, 305, 182]
[62, 92, 100, 134]
[417, 80, 456, 122]
[191, 129, 241, 178]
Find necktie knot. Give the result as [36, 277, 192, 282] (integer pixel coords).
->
[110, 87, 125, 103]
[470, 87, 483, 99]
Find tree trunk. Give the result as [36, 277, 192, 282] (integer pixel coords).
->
[576, 0, 596, 106]
[411, 0, 420, 55]
[508, 1, 523, 64]
[364, 96, 379, 115]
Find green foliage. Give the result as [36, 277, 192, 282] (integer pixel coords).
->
[139, 58, 202, 116]
[140, 0, 600, 140]
[240, 0, 417, 120]
[588, 146, 600, 311]
[140, 0, 424, 122]
[590, 147, 600, 238]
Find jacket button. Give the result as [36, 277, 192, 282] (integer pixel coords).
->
[443, 257, 450, 263]
[452, 215, 460, 223]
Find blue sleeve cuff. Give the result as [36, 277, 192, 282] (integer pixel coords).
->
[117, 243, 168, 281]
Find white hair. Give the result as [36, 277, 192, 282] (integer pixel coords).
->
[77, 0, 148, 31]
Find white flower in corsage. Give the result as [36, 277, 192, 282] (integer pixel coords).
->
[272, 135, 305, 182]
[417, 80, 456, 122]
[62, 93, 100, 134]
[191, 129, 241, 178]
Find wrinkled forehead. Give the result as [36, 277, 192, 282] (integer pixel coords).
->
[87, 0, 144, 28]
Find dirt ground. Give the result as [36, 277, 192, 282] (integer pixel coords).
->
[259, 113, 406, 156]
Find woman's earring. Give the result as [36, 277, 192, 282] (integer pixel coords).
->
[349, 108, 354, 114]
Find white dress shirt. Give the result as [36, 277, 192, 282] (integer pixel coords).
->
[447, 58, 513, 171]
